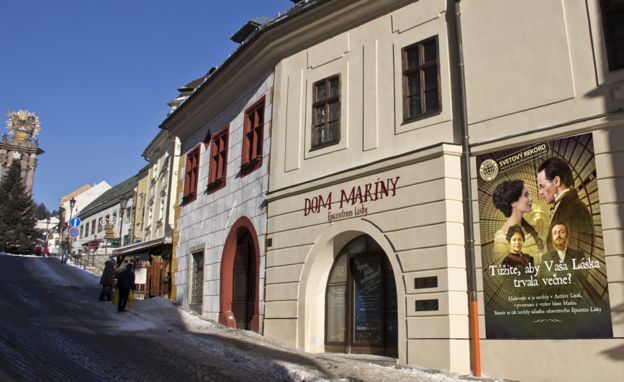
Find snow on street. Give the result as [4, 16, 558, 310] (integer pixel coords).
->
[0, 252, 505, 382]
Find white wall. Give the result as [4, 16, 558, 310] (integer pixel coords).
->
[175, 74, 273, 326]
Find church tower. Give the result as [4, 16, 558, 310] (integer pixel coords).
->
[0, 110, 44, 194]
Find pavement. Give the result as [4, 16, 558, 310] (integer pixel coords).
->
[1, 252, 509, 382]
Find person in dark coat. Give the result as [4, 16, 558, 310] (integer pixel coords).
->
[116, 264, 135, 312]
[99, 260, 115, 301]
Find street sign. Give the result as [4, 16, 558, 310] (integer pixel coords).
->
[70, 217, 81, 227]
[69, 227, 80, 238]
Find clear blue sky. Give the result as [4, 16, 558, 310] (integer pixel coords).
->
[0, 0, 293, 211]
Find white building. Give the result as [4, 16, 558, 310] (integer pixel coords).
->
[161, 20, 273, 330]
[59, 181, 111, 225]
[75, 177, 136, 269]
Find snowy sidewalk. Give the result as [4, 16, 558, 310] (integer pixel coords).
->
[15, 252, 507, 382]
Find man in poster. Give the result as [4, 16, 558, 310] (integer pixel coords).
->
[536, 157, 594, 252]
[541, 221, 587, 297]
[542, 221, 585, 269]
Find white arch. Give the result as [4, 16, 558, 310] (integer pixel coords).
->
[297, 218, 406, 363]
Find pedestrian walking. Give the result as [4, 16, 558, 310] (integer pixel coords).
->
[61, 238, 70, 263]
[116, 263, 135, 312]
[99, 260, 115, 301]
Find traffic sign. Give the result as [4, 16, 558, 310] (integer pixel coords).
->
[69, 227, 80, 238]
[70, 217, 81, 227]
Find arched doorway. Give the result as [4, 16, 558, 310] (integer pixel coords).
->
[325, 235, 397, 356]
[231, 230, 255, 329]
[219, 217, 260, 332]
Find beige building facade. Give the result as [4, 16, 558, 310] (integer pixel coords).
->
[263, 1, 624, 381]
[463, 1, 624, 381]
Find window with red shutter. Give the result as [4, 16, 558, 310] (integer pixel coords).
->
[182, 146, 200, 205]
[241, 97, 265, 175]
[207, 126, 229, 193]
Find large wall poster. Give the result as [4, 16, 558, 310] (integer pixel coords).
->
[477, 133, 612, 339]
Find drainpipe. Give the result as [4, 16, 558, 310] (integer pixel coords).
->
[164, 135, 176, 239]
[453, 0, 481, 376]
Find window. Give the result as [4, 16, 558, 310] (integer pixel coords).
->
[148, 198, 154, 222]
[91, 220, 96, 235]
[402, 36, 440, 122]
[158, 195, 165, 222]
[601, 0, 624, 70]
[80, 225, 84, 239]
[207, 126, 229, 193]
[312, 75, 341, 150]
[182, 146, 200, 204]
[241, 97, 265, 174]
[85, 222, 89, 237]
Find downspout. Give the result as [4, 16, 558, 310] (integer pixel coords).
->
[164, 135, 178, 299]
[164, 136, 176, 239]
[453, 0, 481, 376]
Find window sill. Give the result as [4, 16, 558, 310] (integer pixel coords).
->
[401, 109, 442, 126]
[206, 178, 226, 194]
[310, 138, 341, 152]
[181, 192, 196, 206]
[240, 156, 262, 176]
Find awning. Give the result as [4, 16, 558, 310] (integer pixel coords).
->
[112, 237, 172, 256]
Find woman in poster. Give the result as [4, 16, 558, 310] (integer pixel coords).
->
[492, 180, 545, 263]
[501, 225, 534, 271]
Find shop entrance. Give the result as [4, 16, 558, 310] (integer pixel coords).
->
[325, 235, 397, 356]
[232, 230, 256, 330]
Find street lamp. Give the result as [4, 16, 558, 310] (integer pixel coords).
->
[92, 234, 98, 268]
[66, 197, 76, 263]
[69, 197, 76, 222]
[45, 217, 50, 249]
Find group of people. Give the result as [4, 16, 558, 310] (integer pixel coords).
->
[99, 259, 136, 313]
[491, 157, 594, 273]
